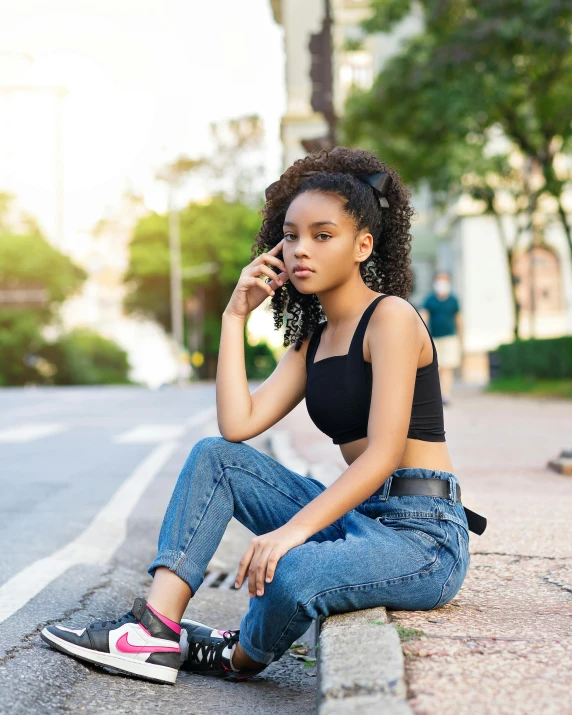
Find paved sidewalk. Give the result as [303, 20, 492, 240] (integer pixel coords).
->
[272, 383, 572, 714]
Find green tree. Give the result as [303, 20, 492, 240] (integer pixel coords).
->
[38, 328, 131, 385]
[124, 196, 262, 377]
[0, 197, 87, 384]
[343, 0, 572, 338]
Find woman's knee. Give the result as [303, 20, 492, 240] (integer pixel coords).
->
[183, 436, 233, 470]
[175, 436, 253, 495]
[172, 436, 226, 490]
[193, 435, 226, 453]
[193, 435, 250, 460]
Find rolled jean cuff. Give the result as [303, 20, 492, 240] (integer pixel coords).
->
[147, 550, 205, 595]
[238, 630, 276, 666]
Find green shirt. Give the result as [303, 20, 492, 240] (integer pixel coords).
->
[422, 293, 459, 338]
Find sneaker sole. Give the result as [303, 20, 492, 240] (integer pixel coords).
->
[40, 628, 178, 685]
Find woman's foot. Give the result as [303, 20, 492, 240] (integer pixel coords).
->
[40, 597, 181, 684]
[179, 618, 267, 681]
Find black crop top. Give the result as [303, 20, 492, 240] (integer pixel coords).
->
[305, 294, 446, 445]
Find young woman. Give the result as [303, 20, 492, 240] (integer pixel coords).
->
[41, 146, 486, 685]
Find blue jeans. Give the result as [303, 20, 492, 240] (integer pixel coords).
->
[148, 436, 470, 666]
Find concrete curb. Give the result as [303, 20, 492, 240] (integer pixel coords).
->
[317, 608, 412, 714]
[266, 430, 412, 714]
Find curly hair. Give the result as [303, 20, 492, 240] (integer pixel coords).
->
[250, 145, 415, 351]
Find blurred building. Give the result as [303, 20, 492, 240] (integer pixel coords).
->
[0, 55, 179, 387]
[270, 0, 572, 384]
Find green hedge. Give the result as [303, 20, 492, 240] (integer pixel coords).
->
[244, 340, 278, 380]
[495, 336, 572, 379]
[37, 328, 132, 385]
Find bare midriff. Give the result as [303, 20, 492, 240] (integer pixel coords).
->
[339, 436, 455, 472]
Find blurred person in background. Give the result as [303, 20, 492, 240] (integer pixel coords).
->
[420, 271, 463, 406]
[40, 147, 484, 690]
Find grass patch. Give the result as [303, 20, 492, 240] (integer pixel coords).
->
[371, 621, 426, 642]
[486, 377, 572, 399]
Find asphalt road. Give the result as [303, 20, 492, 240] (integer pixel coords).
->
[0, 385, 318, 714]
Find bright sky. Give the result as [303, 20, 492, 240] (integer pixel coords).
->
[0, 0, 286, 249]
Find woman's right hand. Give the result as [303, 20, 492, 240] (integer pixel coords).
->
[224, 238, 289, 320]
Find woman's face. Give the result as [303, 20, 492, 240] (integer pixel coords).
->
[281, 190, 371, 293]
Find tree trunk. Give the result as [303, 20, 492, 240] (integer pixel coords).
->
[492, 211, 521, 341]
[557, 197, 572, 265]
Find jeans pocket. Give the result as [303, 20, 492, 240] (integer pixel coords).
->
[376, 515, 448, 573]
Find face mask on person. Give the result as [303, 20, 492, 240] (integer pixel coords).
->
[433, 279, 451, 296]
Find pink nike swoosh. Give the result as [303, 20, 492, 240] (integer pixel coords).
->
[116, 632, 180, 654]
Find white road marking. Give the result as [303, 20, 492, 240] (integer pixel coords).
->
[113, 424, 187, 443]
[0, 441, 177, 624]
[0, 423, 67, 443]
[113, 405, 219, 443]
[0, 404, 217, 624]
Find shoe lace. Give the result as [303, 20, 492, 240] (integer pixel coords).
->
[89, 610, 134, 629]
[187, 630, 240, 668]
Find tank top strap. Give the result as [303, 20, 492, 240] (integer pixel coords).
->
[305, 321, 327, 370]
[347, 294, 391, 361]
[408, 301, 437, 361]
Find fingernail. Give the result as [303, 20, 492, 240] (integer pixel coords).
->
[257, 589, 262, 596]
[234, 582, 239, 588]
[266, 577, 271, 582]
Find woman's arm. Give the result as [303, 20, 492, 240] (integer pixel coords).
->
[216, 310, 252, 439]
[216, 311, 310, 442]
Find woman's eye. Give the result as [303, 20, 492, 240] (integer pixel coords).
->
[282, 233, 331, 241]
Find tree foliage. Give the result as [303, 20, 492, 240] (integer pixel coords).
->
[0, 194, 129, 386]
[344, 0, 572, 227]
[0, 196, 88, 384]
[38, 328, 131, 385]
[0, 230, 86, 318]
[342, 0, 572, 339]
[124, 196, 262, 347]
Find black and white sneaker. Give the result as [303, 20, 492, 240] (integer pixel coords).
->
[179, 618, 267, 681]
[40, 598, 181, 684]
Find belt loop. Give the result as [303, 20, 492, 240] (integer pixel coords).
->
[380, 474, 393, 501]
[447, 476, 456, 505]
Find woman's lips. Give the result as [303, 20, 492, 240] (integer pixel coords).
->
[293, 269, 313, 278]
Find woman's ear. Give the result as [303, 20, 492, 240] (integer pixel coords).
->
[356, 229, 374, 262]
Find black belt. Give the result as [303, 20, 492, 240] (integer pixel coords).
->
[372, 476, 487, 535]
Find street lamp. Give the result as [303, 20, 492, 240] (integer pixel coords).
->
[156, 156, 204, 387]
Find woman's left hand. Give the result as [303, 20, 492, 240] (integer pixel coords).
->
[235, 524, 308, 598]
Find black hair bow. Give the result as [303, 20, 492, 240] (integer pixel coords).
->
[354, 172, 393, 209]
[264, 170, 393, 208]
